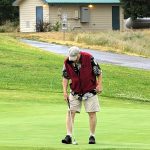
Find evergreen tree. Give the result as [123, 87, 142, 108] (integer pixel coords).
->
[120, 0, 150, 20]
[0, 0, 19, 25]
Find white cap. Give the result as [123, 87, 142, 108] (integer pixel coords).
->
[68, 46, 80, 61]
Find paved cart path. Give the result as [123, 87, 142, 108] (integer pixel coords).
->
[21, 39, 150, 70]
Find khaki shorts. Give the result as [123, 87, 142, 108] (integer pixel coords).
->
[68, 93, 100, 113]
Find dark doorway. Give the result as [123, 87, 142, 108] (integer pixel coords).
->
[36, 6, 43, 32]
[112, 6, 120, 30]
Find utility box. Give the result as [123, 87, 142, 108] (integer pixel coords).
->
[80, 7, 90, 23]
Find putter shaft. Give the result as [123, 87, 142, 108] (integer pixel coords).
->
[67, 98, 78, 145]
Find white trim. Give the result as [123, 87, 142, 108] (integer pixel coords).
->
[13, 0, 47, 6]
[12, 0, 23, 6]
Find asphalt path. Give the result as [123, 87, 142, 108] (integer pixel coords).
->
[21, 39, 150, 70]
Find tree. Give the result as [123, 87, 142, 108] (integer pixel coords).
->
[120, 0, 150, 20]
[0, 0, 19, 25]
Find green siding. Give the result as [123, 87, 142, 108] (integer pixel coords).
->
[45, 0, 120, 4]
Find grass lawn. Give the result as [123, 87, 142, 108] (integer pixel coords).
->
[0, 90, 150, 150]
[0, 34, 150, 150]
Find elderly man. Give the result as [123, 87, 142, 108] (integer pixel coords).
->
[62, 46, 102, 144]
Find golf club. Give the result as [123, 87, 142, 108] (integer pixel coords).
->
[67, 98, 78, 145]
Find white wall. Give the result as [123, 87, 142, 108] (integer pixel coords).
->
[19, 1, 123, 32]
[48, 4, 123, 31]
[19, 0, 49, 32]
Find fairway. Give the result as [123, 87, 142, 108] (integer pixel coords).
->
[0, 90, 150, 150]
[0, 34, 150, 150]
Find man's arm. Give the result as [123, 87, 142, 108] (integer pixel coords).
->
[91, 57, 103, 93]
[96, 73, 103, 94]
[62, 64, 70, 101]
[62, 77, 69, 101]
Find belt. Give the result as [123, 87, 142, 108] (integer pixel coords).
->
[71, 90, 97, 101]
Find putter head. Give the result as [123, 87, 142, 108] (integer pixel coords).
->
[73, 140, 78, 145]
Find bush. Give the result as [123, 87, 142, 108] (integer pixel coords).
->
[0, 21, 19, 33]
[52, 21, 61, 31]
[36, 21, 61, 32]
[36, 21, 52, 32]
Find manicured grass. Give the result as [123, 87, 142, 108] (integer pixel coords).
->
[0, 35, 63, 93]
[0, 34, 150, 102]
[0, 34, 150, 150]
[101, 64, 150, 102]
[0, 91, 150, 150]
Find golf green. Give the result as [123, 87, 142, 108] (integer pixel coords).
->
[0, 91, 150, 150]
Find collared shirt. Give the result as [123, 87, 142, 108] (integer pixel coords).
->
[62, 56, 102, 79]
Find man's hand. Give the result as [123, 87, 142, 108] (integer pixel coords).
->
[62, 78, 69, 101]
[96, 84, 103, 94]
[63, 92, 69, 101]
[96, 73, 102, 94]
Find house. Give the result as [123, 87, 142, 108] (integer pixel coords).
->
[13, 0, 124, 32]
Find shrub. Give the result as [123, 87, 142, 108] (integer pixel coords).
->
[36, 21, 61, 32]
[52, 21, 61, 31]
[0, 20, 19, 33]
[36, 21, 52, 32]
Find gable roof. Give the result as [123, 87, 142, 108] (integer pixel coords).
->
[45, 0, 120, 3]
[13, 0, 46, 6]
[13, 0, 120, 6]
[13, 0, 22, 6]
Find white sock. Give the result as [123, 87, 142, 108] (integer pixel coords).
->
[90, 133, 95, 137]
